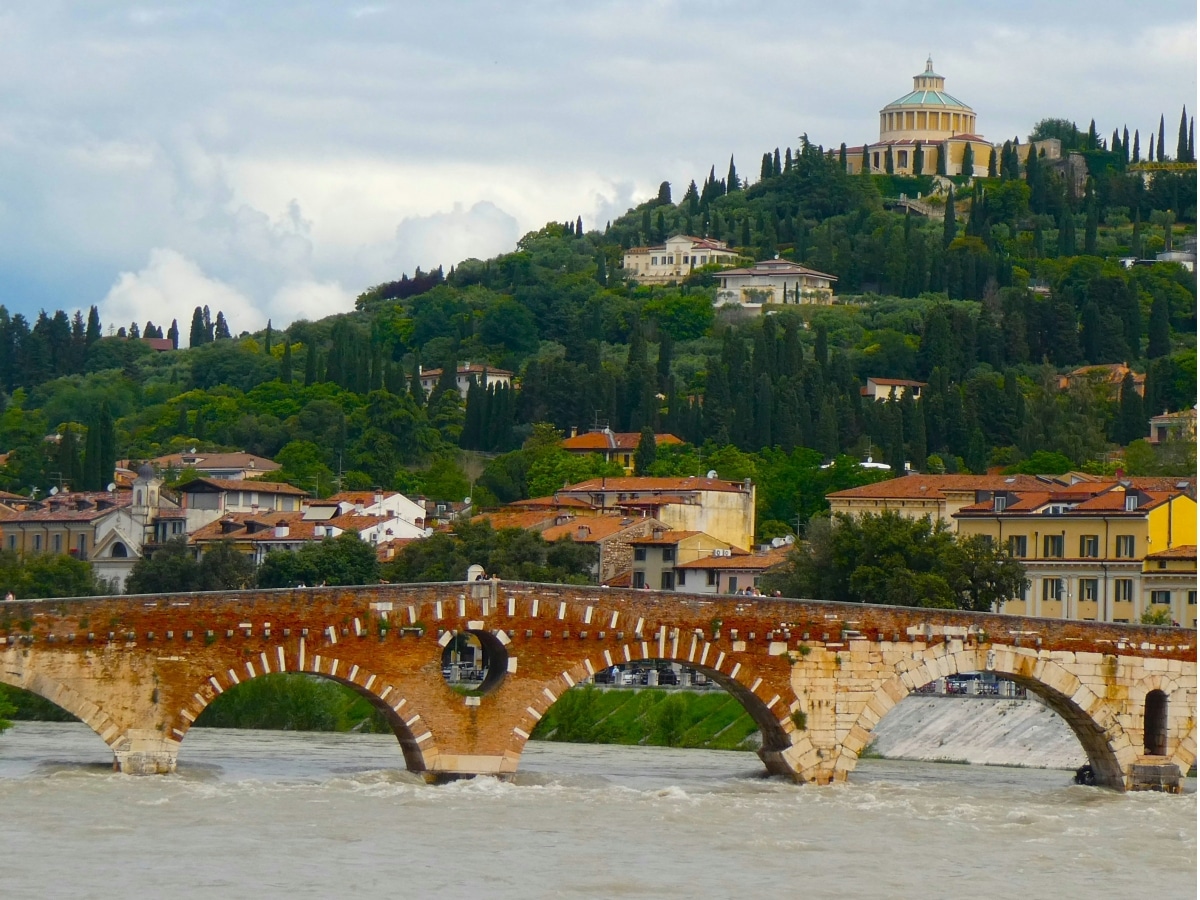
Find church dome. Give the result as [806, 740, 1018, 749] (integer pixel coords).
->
[878, 58, 978, 143]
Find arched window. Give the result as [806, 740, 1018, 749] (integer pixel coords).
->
[111, 542, 128, 558]
[1144, 689, 1168, 755]
[135, 490, 143, 506]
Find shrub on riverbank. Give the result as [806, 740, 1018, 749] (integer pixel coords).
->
[531, 687, 759, 750]
[193, 674, 392, 733]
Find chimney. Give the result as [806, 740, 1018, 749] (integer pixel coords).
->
[570, 427, 578, 438]
[275, 520, 290, 538]
[575, 525, 589, 540]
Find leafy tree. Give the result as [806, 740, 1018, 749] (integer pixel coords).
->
[126, 537, 201, 593]
[257, 533, 380, 588]
[0, 550, 108, 599]
[763, 511, 1024, 612]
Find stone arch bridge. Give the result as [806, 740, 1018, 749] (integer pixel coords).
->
[1, 582, 1194, 791]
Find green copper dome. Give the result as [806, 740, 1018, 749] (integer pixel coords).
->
[886, 89, 971, 109]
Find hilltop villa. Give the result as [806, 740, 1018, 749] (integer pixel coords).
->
[622, 235, 740, 284]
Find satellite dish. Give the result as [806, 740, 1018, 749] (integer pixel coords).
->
[706, 470, 717, 479]
[49, 486, 59, 496]
[107, 483, 117, 492]
[464, 497, 472, 505]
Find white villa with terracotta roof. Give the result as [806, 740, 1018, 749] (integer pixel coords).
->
[715, 259, 836, 309]
[418, 363, 512, 400]
[622, 235, 740, 284]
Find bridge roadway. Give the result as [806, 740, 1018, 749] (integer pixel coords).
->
[1, 581, 1195, 790]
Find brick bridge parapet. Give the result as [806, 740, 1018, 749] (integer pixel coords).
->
[1, 582, 1194, 790]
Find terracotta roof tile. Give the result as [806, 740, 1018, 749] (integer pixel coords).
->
[828, 474, 1041, 500]
[1145, 545, 1197, 560]
[562, 476, 748, 494]
[541, 515, 644, 543]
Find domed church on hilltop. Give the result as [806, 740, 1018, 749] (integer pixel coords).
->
[842, 58, 1055, 177]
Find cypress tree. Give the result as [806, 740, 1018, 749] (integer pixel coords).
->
[1086, 119, 1097, 149]
[264, 319, 273, 354]
[1177, 106, 1188, 162]
[1132, 129, 1140, 162]
[1057, 206, 1075, 256]
[1115, 373, 1145, 444]
[166, 319, 179, 349]
[85, 306, 102, 344]
[935, 143, 947, 175]
[761, 152, 773, 181]
[409, 356, 425, 406]
[303, 345, 317, 387]
[986, 146, 996, 178]
[961, 142, 974, 176]
[633, 427, 657, 475]
[913, 141, 924, 175]
[1111, 128, 1120, 156]
[1148, 131, 1155, 162]
[1122, 126, 1130, 163]
[837, 143, 846, 169]
[885, 145, 894, 174]
[773, 148, 781, 176]
[1147, 294, 1170, 358]
[280, 340, 293, 383]
[576, 215, 584, 236]
[1189, 117, 1195, 163]
[1158, 114, 1166, 161]
[203, 306, 213, 342]
[726, 155, 740, 192]
[942, 186, 956, 247]
[861, 144, 869, 172]
[189, 307, 205, 347]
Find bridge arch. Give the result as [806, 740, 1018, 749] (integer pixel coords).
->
[172, 646, 442, 775]
[837, 644, 1128, 788]
[496, 637, 802, 779]
[0, 663, 126, 755]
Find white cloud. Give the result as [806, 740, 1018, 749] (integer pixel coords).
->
[388, 201, 521, 276]
[269, 279, 356, 324]
[100, 248, 357, 333]
[99, 248, 258, 334]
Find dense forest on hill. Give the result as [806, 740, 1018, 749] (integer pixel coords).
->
[0, 116, 1195, 537]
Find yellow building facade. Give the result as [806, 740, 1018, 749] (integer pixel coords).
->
[954, 482, 1197, 625]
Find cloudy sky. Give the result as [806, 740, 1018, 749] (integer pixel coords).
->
[0, 2, 1195, 334]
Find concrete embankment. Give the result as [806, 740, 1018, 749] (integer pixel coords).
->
[867, 695, 1085, 770]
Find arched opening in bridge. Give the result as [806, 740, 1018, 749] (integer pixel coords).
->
[1144, 690, 1168, 756]
[855, 666, 1118, 785]
[182, 672, 428, 773]
[0, 683, 116, 772]
[532, 659, 786, 760]
[440, 629, 507, 696]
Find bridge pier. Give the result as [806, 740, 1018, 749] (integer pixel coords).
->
[111, 732, 179, 775]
